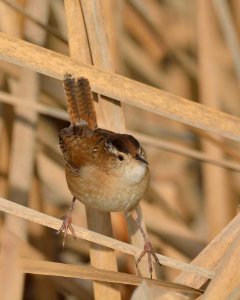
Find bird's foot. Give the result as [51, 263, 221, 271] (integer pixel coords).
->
[136, 238, 162, 279]
[56, 214, 77, 247]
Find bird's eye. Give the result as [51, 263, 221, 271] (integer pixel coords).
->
[118, 155, 124, 161]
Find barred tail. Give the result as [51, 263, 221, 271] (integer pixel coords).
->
[75, 77, 97, 130]
[63, 73, 80, 125]
[63, 74, 97, 129]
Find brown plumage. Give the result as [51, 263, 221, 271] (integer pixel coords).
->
[63, 74, 80, 125]
[58, 74, 161, 278]
[60, 75, 149, 211]
[75, 77, 97, 130]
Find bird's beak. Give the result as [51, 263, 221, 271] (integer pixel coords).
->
[135, 154, 148, 165]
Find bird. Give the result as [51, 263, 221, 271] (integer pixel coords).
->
[57, 73, 161, 278]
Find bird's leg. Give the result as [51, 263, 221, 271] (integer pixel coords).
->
[56, 196, 77, 247]
[130, 209, 161, 279]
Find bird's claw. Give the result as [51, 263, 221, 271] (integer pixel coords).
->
[56, 215, 77, 247]
[136, 240, 161, 279]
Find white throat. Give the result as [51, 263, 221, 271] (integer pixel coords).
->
[123, 162, 147, 184]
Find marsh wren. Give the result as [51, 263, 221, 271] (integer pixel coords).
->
[57, 74, 161, 278]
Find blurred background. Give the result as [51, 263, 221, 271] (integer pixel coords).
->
[0, 0, 240, 299]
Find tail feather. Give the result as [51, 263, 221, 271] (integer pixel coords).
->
[63, 74, 97, 129]
[63, 74, 80, 125]
[75, 77, 97, 130]
[75, 77, 97, 129]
